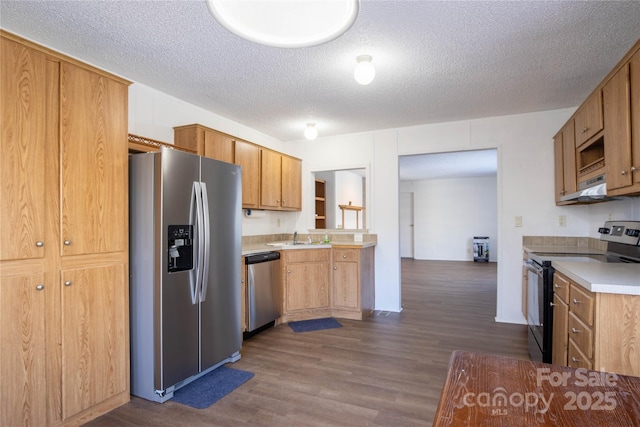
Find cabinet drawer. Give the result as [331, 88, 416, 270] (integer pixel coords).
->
[569, 285, 595, 326]
[553, 273, 570, 303]
[284, 249, 329, 264]
[568, 339, 593, 370]
[332, 248, 359, 262]
[568, 311, 593, 359]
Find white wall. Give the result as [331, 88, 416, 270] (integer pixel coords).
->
[129, 82, 640, 323]
[400, 176, 498, 261]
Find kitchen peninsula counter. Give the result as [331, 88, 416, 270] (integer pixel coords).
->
[433, 350, 640, 427]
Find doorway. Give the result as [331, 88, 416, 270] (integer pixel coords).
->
[399, 192, 414, 258]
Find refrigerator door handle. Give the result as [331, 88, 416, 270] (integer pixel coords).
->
[199, 181, 211, 302]
[189, 181, 204, 305]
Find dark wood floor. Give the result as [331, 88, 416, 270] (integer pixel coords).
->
[85, 260, 529, 426]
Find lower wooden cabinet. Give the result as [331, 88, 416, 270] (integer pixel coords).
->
[60, 264, 128, 419]
[552, 271, 640, 376]
[332, 246, 375, 319]
[279, 246, 375, 323]
[1, 272, 47, 427]
[551, 293, 568, 366]
[281, 249, 330, 321]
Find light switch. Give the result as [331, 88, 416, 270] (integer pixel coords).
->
[559, 215, 566, 227]
[515, 216, 522, 227]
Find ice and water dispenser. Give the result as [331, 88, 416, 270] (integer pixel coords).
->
[168, 225, 194, 272]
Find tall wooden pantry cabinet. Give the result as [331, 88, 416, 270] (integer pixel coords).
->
[0, 31, 131, 426]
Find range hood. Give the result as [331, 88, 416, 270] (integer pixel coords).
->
[560, 174, 619, 203]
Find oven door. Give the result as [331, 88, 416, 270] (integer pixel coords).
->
[525, 259, 544, 346]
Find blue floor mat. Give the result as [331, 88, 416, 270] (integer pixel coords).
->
[171, 366, 254, 409]
[288, 317, 342, 333]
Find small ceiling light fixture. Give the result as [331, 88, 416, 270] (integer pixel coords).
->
[304, 123, 318, 141]
[206, 0, 359, 48]
[354, 55, 375, 85]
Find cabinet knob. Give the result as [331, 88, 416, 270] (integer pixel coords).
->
[580, 127, 588, 134]
[572, 298, 580, 305]
[64, 280, 72, 286]
[621, 170, 628, 176]
[571, 357, 579, 363]
[36, 284, 44, 291]
[549, 301, 555, 307]
[64, 240, 72, 246]
[571, 327, 580, 334]
[36, 241, 44, 247]
[631, 166, 638, 172]
[334, 266, 337, 270]
[554, 283, 561, 289]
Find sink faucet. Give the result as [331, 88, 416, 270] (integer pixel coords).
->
[293, 231, 298, 245]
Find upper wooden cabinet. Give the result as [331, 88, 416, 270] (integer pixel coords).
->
[60, 62, 128, 256]
[174, 124, 301, 211]
[281, 154, 302, 210]
[605, 48, 640, 196]
[174, 124, 234, 163]
[235, 139, 260, 209]
[0, 37, 48, 262]
[574, 90, 603, 147]
[553, 38, 640, 202]
[260, 149, 302, 211]
[553, 120, 577, 204]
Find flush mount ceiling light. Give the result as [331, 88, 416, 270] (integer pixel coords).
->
[304, 123, 318, 140]
[354, 55, 375, 85]
[206, 0, 359, 48]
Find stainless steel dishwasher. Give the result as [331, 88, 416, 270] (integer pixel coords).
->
[244, 251, 282, 336]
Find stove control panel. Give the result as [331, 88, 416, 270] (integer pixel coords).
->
[599, 221, 640, 246]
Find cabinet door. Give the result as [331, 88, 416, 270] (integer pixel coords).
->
[333, 261, 359, 309]
[203, 129, 234, 163]
[60, 264, 127, 419]
[260, 149, 282, 209]
[603, 63, 632, 191]
[551, 294, 568, 366]
[574, 90, 603, 147]
[0, 273, 47, 427]
[235, 140, 260, 208]
[0, 38, 48, 261]
[630, 50, 640, 185]
[59, 62, 128, 256]
[285, 262, 329, 311]
[281, 155, 301, 210]
[561, 121, 577, 195]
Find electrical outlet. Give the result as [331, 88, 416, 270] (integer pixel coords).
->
[515, 216, 522, 227]
[559, 215, 566, 227]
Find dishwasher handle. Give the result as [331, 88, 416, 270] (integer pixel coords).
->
[245, 251, 281, 265]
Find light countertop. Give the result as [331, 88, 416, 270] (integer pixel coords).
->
[242, 240, 376, 256]
[523, 245, 639, 295]
[552, 261, 640, 295]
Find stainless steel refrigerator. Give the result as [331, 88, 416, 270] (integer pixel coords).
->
[129, 146, 242, 403]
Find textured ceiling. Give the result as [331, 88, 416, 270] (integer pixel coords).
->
[1, 0, 639, 146]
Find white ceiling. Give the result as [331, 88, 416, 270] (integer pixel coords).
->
[1, 2, 638, 183]
[1, 1, 639, 146]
